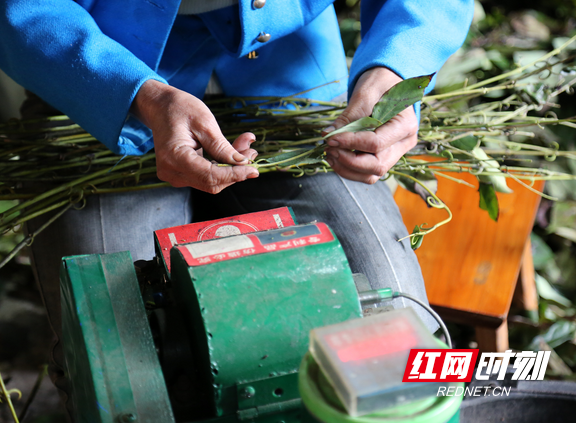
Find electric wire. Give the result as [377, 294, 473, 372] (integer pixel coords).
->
[393, 291, 452, 349]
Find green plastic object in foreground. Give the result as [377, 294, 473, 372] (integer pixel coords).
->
[298, 353, 463, 423]
[60, 252, 175, 423]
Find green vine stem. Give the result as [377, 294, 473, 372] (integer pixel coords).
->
[1, 44, 576, 256]
[432, 171, 476, 188]
[18, 365, 48, 423]
[0, 203, 73, 269]
[0, 156, 154, 225]
[389, 170, 453, 247]
[462, 35, 576, 92]
[0, 372, 21, 423]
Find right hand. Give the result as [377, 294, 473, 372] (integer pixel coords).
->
[323, 67, 419, 184]
[131, 79, 259, 194]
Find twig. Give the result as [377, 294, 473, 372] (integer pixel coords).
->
[18, 365, 48, 422]
[504, 171, 558, 201]
[432, 171, 476, 188]
[0, 203, 73, 269]
[389, 170, 453, 245]
[0, 372, 20, 423]
[464, 35, 576, 91]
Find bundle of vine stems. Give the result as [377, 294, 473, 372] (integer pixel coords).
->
[2, 37, 576, 261]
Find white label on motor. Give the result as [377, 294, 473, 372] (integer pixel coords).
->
[185, 236, 254, 258]
[273, 214, 283, 228]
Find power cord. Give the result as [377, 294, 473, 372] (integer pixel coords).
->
[358, 288, 452, 348]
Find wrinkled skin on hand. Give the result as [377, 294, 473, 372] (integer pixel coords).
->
[131, 79, 259, 194]
[323, 67, 419, 184]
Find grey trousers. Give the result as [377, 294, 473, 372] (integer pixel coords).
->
[26, 171, 435, 414]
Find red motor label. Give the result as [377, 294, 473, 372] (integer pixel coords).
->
[155, 207, 295, 271]
[177, 223, 334, 267]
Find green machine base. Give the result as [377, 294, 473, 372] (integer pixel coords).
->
[60, 252, 175, 423]
[60, 223, 362, 423]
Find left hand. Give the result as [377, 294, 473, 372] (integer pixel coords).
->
[323, 67, 419, 184]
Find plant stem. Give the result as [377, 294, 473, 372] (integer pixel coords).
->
[0, 156, 154, 222]
[18, 365, 48, 423]
[0, 372, 20, 423]
[464, 35, 576, 91]
[0, 205, 73, 266]
[389, 170, 453, 244]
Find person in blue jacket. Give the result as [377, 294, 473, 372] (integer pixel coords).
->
[1, 0, 473, 415]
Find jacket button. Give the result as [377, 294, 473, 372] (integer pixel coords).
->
[256, 32, 271, 43]
[253, 0, 266, 8]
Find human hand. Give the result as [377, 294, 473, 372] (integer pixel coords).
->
[323, 67, 419, 184]
[131, 79, 259, 193]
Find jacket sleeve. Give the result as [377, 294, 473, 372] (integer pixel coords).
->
[0, 0, 166, 155]
[349, 0, 475, 96]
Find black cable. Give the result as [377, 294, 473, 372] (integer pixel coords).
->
[393, 291, 453, 349]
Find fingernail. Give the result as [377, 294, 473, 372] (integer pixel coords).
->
[326, 157, 334, 167]
[247, 170, 259, 179]
[233, 152, 248, 162]
[327, 140, 339, 147]
[251, 152, 259, 160]
[326, 149, 339, 159]
[323, 125, 335, 134]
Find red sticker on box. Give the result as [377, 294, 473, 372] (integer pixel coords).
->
[155, 207, 295, 272]
[176, 223, 333, 266]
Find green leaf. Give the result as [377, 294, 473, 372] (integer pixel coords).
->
[394, 170, 438, 206]
[472, 147, 513, 194]
[0, 231, 23, 254]
[324, 116, 382, 138]
[530, 233, 555, 270]
[410, 225, 425, 250]
[539, 320, 576, 349]
[478, 182, 499, 222]
[553, 227, 576, 244]
[260, 145, 325, 167]
[323, 74, 432, 141]
[535, 273, 572, 307]
[548, 201, 576, 241]
[0, 200, 18, 213]
[527, 336, 573, 377]
[450, 136, 478, 151]
[372, 75, 433, 124]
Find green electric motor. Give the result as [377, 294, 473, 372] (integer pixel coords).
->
[60, 222, 363, 423]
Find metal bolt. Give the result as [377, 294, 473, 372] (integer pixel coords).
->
[118, 413, 137, 423]
[241, 386, 256, 399]
[253, 0, 266, 9]
[256, 32, 271, 43]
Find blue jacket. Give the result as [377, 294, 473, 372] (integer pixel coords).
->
[0, 0, 474, 155]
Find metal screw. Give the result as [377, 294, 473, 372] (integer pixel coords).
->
[241, 386, 256, 399]
[253, 0, 266, 9]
